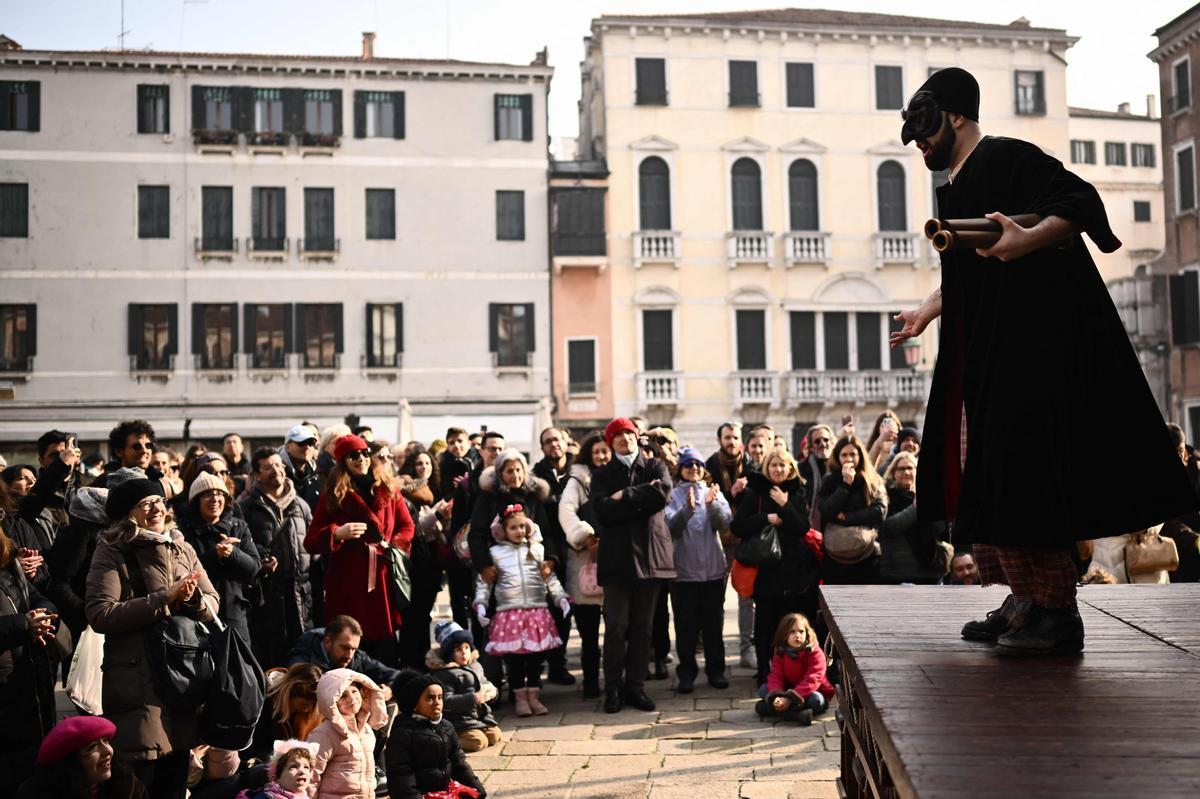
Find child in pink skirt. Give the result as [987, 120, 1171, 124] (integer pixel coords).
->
[474, 503, 571, 717]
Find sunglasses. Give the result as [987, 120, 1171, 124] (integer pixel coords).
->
[811, 437, 831, 445]
[349, 450, 371, 460]
[375, 452, 393, 460]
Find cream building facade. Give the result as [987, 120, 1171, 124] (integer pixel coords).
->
[0, 36, 554, 451]
[577, 9, 1082, 448]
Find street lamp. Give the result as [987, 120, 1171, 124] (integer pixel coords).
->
[901, 337, 921, 370]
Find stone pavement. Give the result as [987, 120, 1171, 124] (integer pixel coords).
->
[454, 584, 841, 799]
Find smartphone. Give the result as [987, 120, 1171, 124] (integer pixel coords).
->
[882, 417, 896, 434]
[842, 415, 854, 426]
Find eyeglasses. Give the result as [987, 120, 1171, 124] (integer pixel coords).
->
[135, 497, 166, 512]
[210, 468, 229, 476]
[375, 452, 394, 460]
[810, 437, 830, 445]
[349, 450, 371, 460]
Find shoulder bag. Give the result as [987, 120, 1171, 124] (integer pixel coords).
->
[823, 523, 880, 565]
[1125, 529, 1179, 576]
[734, 495, 782, 567]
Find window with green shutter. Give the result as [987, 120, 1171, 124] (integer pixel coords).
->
[489, 303, 535, 367]
[736, 309, 766, 371]
[138, 185, 170, 239]
[856, 313, 882, 370]
[192, 303, 237, 370]
[638, 157, 671, 230]
[731, 158, 763, 230]
[496, 190, 525, 241]
[642, 309, 673, 371]
[128, 304, 177, 370]
[304, 188, 335, 251]
[786, 63, 815, 108]
[824, 312, 849, 370]
[788, 159, 819, 231]
[137, 85, 169, 134]
[296, 303, 342, 369]
[251, 187, 286, 251]
[635, 59, 667, 105]
[365, 189, 396, 240]
[728, 61, 759, 107]
[201, 187, 233, 251]
[366, 303, 403, 367]
[874, 66, 903, 110]
[0, 183, 28, 238]
[567, 339, 597, 395]
[0, 81, 39, 131]
[0, 304, 35, 372]
[494, 94, 532, 141]
[790, 312, 816, 370]
[876, 161, 907, 231]
[245, 304, 291, 369]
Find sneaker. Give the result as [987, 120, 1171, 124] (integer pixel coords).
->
[995, 605, 1084, 657]
[624, 689, 657, 712]
[603, 685, 624, 714]
[961, 594, 1030, 642]
[548, 665, 577, 686]
[739, 650, 758, 671]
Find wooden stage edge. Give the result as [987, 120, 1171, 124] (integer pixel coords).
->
[818, 584, 1200, 799]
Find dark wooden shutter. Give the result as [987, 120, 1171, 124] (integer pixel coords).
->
[25, 304, 36, 357]
[824, 312, 849, 370]
[331, 90, 343, 136]
[790, 311, 816, 370]
[635, 58, 667, 104]
[229, 304, 239, 361]
[393, 91, 405, 139]
[202, 187, 232, 249]
[331, 303, 344, 353]
[642, 309, 673, 371]
[488, 304, 499, 352]
[283, 88, 304, 133]
[492, 95, 501, 141]
[243, 304, 256, 354]
[877, 161, 907, 231]
[165, 305, 179, 357]
[353, 91, 366, 138]
[519, 95, 533, 142]
[162, 86, 170, 134]
[875, 66, 901, 110]
[731, 158, 763, 230]
[0, 83, 11, 129]
[522, 303, 535, 354]
[127, 304, 143, 359]
[138, 186, 169, 239]
[568, 340, 596, 390]
[889, 313, 909, 369]
[395, 303, 404, 352]
[234, 87, 253, 132]
[0, 183, 28, 237]
[192, 86, 206, 130]
[856, 313, 882, 370]
[305, 188, 334, 247]
[26, 81, 39, 131]
[638, 157, 671, 230]
[191, 303, 205, 356]
[496, 191, 524, 241]
[788, 159, 819, 231]
[137, 85, 150, 134]
[786, 63, 814, 107]
[283, 304, 295, 354]
[736, 309, 766, 370]
[1171, 272, 1200, 345]
[729, 61, 758, 105]
[365, 303, 375, 364]
[1180, 148, 1196, 212]
[1035, 71, 1045, 114]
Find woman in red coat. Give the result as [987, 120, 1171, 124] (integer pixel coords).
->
[306, 434, 414, 664]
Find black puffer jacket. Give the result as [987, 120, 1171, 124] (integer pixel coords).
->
[731, 473, 817, 598]
[385, 714, 485, 799]
[46, 487, 110, 638]
[589, 453, 675, 585]
[0, 559, 58, 782]
[178, 507, 261, 643]
[240, 484, 312, 668]
[467, 468, 558, 570]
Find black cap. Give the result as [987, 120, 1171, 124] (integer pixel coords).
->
[105, 478, 164, 521]
[391, 669, 438, 715]
[912, 67, 980, 121]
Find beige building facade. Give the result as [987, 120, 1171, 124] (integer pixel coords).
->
[577, 9, 1081, 448]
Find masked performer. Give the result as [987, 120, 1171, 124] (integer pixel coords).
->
[891, 68, 1197, 656]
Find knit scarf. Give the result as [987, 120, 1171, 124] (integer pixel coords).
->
[714, 449, 745, 493]
[806, 456, 826, 528]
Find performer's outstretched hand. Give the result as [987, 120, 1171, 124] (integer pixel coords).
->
[890, 308, 931, 348]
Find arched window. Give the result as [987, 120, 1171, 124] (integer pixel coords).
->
[788, 159, 819, 231]
[877, 160, 907, 231]
[731, 157, 763, 230]
[638, 157, 671, 230]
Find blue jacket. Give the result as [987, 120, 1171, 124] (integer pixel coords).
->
[665, 481, 731, 582]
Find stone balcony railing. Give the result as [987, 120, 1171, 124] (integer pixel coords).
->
[782, 231, 831, 267]
[633, 230, 681, 268]
[726, 231, 773, 267]
[732, 371, 778, 407]
[637, 371, 683, 408]
[786, 370, 930, 406]
[873, 232, 923, 267]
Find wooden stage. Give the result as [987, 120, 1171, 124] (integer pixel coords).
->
[819, 584, 1200, 798]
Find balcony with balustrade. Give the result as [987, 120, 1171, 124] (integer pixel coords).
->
[633, 230, 681, 268]
[785, 370, 931, 407]
[637, 371, 683, 410]
[732, 371, 778, 408]
[782, 231, 831, 267]
[873, 232, 922, 268]
[726, 230, 773, 268]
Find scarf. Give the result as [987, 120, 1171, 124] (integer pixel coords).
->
[134, 527, 173, 545]
[267, 478, 298, 512]
[615, 451, 635, 468]
[806, 456, 826, 528]
[714, 449, 745, 493]
[352, 473, 375, 506]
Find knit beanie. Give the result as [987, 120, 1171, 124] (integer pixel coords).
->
[897, 427, 921, 446]
[604, 417, 638, 447]
[105, 477, 164, 521]
[333, 434, 369, 463]
[433, 620, 474, 663]
[391, 668, 438, 716]
[188, 470, 230, 503]
[912, 67, 980, 121]
[677, 447, 705, 470]
[105, 466, 147, 490]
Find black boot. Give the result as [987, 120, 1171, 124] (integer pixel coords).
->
[676, 673, 695, 694]
[961, 594, 1030, 642]
[754, 699, 772, 719]
[548, 664, 577, 685]
[648, 659, 668, 680]
[603, 684, 624, 714]
[995, 605, 1084, 657]
[582, 678, 601, 699]
[782, 707, 814, 725]
[624, 688, 657, 712]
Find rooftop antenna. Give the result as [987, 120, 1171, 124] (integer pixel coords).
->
[118, 0, 130, 50]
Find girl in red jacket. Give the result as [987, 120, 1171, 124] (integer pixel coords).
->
[754, 613, 835, 725]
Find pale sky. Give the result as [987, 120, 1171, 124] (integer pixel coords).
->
[1, 0, 1192, 139]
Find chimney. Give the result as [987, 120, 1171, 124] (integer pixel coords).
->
[1118, 102, 1131, 115]
[1148, 93, 1159, 119]
[362, 32, 376, 60]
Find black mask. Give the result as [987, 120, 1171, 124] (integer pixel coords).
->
[900, 91, 943, 145]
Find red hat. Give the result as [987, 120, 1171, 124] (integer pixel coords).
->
[37, 716, 117, 764]
[333, 434, 369, 463]
[604, 417, 638, 446]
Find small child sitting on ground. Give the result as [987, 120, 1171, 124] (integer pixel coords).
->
[308, 669, 389, 798]
[754, 613, 835, 726]
[386, 670, 486, 799]
[426, 620, 502, 753]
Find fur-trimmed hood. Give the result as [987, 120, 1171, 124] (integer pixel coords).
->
[315, 667, 388, 737]
[477, 466, 551, 502]
[568, 463, 592, 490]
[424, 646, 481, 671]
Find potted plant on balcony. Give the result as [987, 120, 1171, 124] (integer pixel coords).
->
[193, 128, 238, 146]
[301, 132, 340, 148]
[249, 130, 289, 147]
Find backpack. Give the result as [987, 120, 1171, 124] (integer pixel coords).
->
[123, 549, 215, 709]
[199, 623, 266, 750]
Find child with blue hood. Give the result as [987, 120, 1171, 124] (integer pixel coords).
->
[424, 621, 501, 753]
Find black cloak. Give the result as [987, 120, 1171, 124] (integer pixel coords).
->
[916, 135, 1199, 548]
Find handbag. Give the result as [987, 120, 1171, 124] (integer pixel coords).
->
[1125, 529, 1179, 575]
[452, 524, 473, 567]
[823, 523, 879, 565]
[730, 559, 758, 598]
[734, 523, 783, 567]
[66, 625, 105, 715]
[384, 544, 413, 612]
[577, 548, 602, 597]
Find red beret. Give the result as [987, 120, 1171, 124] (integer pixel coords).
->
[604, 417, 638, 446]
[333, 434, 369, 463]
[37, 716, 117, 764]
